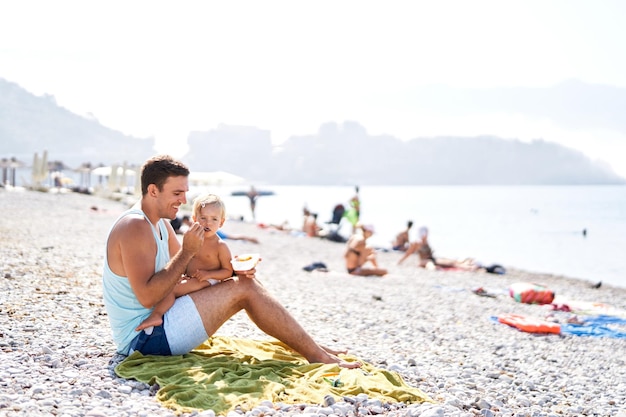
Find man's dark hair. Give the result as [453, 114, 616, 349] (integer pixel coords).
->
[140, 155, 190, 196]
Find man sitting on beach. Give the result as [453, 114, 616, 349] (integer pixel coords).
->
[102, 155, 359, 368]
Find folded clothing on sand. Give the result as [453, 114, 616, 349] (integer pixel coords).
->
[115, 336, 433, 415]
[302, 262, 328, 272]
[496, 313, 561, 334]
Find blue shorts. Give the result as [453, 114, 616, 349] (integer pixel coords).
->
[129, 295, 208, 356]
[128, 324, 171, 355]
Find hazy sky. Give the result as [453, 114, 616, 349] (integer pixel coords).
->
[1, 0, 625, 177]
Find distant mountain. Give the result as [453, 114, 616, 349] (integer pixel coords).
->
[1, 77, 624, 185]
[184, 121, 625, 185]
[0, 78, 156, 168]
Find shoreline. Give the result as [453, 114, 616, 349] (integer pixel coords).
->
[211, 184, 626, 290]
[1, 189, 624, 416]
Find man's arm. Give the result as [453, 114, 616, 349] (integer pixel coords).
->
[115, 217, 204, 308]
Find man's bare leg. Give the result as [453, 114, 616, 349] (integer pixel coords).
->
[188, 278, 361, 368]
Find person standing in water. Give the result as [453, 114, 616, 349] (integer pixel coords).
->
[246, 186, 259, 220]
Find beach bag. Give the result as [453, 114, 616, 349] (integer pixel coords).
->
[484, 264, 506, 274]
[509, 282, 555, 305]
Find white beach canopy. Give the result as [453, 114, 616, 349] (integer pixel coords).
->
[188, 171, 246, 186]
[91, 164, 138, 193]
[91, 165, 136, 177]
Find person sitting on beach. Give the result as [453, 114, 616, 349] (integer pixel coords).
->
[246, 186, 259, 220]
[136, 193, 235, 331]
[171, 215, 192, 234]
[102, 155, 359, 368]
[303, 212, 321, 237]
[216, 230, 260, 244]
[257, 221, 294, 232]
[302, 206, 311, 229]
[397, 226, 480, 271]
[344, 224, 388, 276]
[391, 220, 413, 251]
[174, 214, 258, 243]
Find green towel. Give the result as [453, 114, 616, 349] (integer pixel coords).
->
[115, 336, 434, 415]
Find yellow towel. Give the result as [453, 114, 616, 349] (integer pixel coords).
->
[115, 336, 433, 415]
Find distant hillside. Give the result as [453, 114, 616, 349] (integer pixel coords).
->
[1, 77, 624, 185]
[0, 78, 155, 168]
[184, 122, 625, 185]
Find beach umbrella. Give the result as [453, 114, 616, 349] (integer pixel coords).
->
[91, 165, 135, 192]
[119, 161, 135, 190]
[133, 166, 141, 196]
[41, 150, 48, 184]
[0, 158, 8, 185]
[2, 157, 25, 186]
[120, 161, 128, 189]
[108, 164, 119, 190]
[75, 163, 92, 187]
[31, 151, 48, 185]
[31, 153, 39, 184]
[188, 171, 246, 186]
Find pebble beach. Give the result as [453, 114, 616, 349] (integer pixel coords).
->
[1, 189, 625, 417]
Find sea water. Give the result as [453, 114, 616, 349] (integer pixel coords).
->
[7, 167, 625, 289]
[212, 185, 626, 289]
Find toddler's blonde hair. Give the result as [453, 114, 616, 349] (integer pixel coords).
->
[192, 194, 226, 220]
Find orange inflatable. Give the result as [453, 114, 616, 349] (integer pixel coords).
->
[497, 313, 561, 334]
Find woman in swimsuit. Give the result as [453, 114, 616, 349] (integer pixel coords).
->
[391, 220, 413, 251]
[344, 225, 387, 276]
[398, 226, 480, 271]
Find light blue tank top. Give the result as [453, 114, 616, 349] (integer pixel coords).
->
[102, 208, 171, 355]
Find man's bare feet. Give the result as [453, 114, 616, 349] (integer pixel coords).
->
[328, 353, 362, 369]
[135, 314, 163, 331]
[312, 347, 362, 369]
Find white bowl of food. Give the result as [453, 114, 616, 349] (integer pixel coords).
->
[230, 253, 260, 271]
